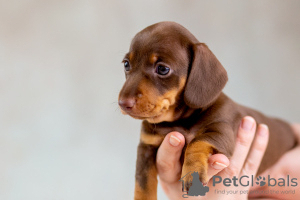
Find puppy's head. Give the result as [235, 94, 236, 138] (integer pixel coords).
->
[118, 22, 228, 123]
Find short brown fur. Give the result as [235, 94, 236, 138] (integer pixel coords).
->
[118, 21, 297, 200]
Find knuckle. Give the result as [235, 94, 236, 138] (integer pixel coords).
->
[254, 144, 266, 153]
[236, 135, 252, 147]
[254, 140, 268, 152]
[242, 160, 258, 174]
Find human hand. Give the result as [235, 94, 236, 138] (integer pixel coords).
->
[249, 124, 300, 200]
[156, 116, 269, 200]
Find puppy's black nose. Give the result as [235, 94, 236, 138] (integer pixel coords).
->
[119, 98, 136, 110]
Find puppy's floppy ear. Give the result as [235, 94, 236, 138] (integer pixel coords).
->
[184, 43, 228, 108]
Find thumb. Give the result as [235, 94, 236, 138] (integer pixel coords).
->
[156, 132, 185, 184]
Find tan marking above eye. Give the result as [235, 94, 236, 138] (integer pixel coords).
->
[140, 132, 164, 146]
[149, 54, 158, 64]
[129, 52, 134, 61]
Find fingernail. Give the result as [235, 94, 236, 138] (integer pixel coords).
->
[212, 162, 228, 170]
[258, 124, 268, 136]
[241, 117, 255, 131]
[169, 135, 181, 147]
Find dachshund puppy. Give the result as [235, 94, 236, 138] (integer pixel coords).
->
[118, 21, 297, 200]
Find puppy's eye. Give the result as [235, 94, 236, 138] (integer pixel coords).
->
[156, 65, 170, 76]
[124, 61, 131, 71]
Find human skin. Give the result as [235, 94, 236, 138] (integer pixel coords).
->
[156, 116, 300, 199]
[248, 124, 300, 199]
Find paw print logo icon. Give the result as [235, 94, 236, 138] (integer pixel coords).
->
[256, 176, 266, 186]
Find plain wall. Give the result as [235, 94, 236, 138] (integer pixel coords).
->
[0, 0, 299, 199]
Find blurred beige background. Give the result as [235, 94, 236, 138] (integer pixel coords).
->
[1, 0, 299, 199]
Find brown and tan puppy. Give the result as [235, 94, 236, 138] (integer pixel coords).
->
[118, 21, 297, 200]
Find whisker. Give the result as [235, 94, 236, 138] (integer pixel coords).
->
[111, 101, 118, 105]
[115, 107, 120, 112]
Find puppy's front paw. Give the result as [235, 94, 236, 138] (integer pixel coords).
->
[181, 153, 209, 191]
[181, 141, 214, 191]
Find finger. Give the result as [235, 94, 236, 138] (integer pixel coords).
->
[240, 124, 269, 176]
[207, 154, 230, 180]
[223, 116, 256, 176]
[156, 132, 185, 183]
[292, 124, 300, 143]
